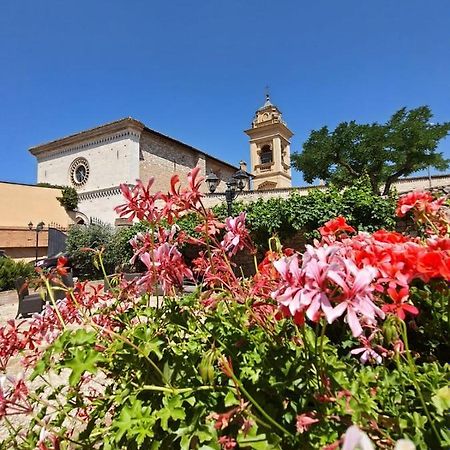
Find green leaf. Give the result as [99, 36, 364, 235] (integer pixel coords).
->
[157, 395, 186, 431]
[64, 347, 105, 386]
[432, 386, 450, 415]
[224, 390, 238, 407]
[113, 399, 155, 445]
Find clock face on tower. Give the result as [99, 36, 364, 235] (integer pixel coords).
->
[69, 158, 90, 186]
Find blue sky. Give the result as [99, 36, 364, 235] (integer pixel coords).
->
[1, 0, 450, 187]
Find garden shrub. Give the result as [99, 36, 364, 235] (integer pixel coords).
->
[67, 222, 150, 279]
[66, 223, 114, 279]
[0, 257, 35, 291]
[0, 172, 448, 449]
[104, 222, 150, 273]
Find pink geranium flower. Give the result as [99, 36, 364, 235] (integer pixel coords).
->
[221, 212, 253, 256]
[272, 245, 383, 336]
[139, 243, 192, 295]
[327, 261, 383, 337]
[296, 412, 319, 433]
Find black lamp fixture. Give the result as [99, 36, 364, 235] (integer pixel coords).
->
[28, 221, 45, 264]
[206, 169, 250, 216]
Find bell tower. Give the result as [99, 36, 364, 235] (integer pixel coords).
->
[245, 93, 293, 190]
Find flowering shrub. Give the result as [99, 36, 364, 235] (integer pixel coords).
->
[0, 170, 449, 449]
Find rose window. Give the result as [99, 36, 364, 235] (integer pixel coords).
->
[69, 158, 90, 186]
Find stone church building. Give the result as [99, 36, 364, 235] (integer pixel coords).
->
[30, 118, 244, 225]
[29, 96, 294, 225]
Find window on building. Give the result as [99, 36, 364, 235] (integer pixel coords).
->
[260, 145, 273, 164]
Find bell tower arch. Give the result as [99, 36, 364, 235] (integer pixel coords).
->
[245, 94, 293, 190]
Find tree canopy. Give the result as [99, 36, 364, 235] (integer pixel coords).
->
[291, 106, 450, 195]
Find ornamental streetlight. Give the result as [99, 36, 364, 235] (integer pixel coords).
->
[205, 169, 250, 216]
[28, 221, 45, 264]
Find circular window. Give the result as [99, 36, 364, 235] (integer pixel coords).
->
[69, 158, 90, 186]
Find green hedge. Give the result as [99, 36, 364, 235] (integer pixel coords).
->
[0, 257, 36, 292]
[183, 177, 397, 248]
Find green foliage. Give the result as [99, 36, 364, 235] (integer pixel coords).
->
[18, 291, 449, 449]
[291, 106, 450, 195]
[0, 257, 35, 291]
[104, 222, 150, 272]
[201, 178, 396, 248]
[408, 280, 450, 362]
[56, 186, 78, 210]
[67, 222, 152, 278]
[66, 223, 114, 278]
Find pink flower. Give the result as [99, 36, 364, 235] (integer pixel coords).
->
[170, 167, 204, 211]
[139, 243, 192, 295]
[296, 412, 319, 433]
[272, 243, 385, 336]
[218, 436, 237, 449]
[327, 261, 384, 337]
[350, 344, 382, 365]
[342, 425, 375, 450]
[221, 212, 253, 256]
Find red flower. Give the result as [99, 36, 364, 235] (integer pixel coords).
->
[372, 230, 408, 244]
[396, 191, 446, 217]
[56, 256, 69, 276]
[319, 217, 355, 237]
[382, 287, 419, 320]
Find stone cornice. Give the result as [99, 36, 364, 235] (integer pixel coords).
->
[244, 122, 294, 140]
[29, 118, 145, 157]
[77, 185, 131, 201]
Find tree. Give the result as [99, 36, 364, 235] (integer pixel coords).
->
[292, 106, 450, 195]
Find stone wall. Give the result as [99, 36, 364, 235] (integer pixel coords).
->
[139, 130, 235, 194]
[139, 131, 206, 193]
[202, 174, 450, 209]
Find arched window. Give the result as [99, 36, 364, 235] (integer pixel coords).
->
[260, 145, 273, 164]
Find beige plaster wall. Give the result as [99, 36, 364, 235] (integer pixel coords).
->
[0, 182, 72, 228]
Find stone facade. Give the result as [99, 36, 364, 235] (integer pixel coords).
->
[245, 95, 293, 190]
[139, 129, 236, 194]
[30, 118, 240, 225]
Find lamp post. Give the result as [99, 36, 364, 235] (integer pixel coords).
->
[28, 221, 45, 264]
[205, 169, 250, 216]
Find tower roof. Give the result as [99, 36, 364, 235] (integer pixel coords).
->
[258, 93, 274, 110]
[250, 93, 287, 130]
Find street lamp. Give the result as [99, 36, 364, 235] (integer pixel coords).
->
[205, 169, 250, 216]
[28, 221, 45, 264]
